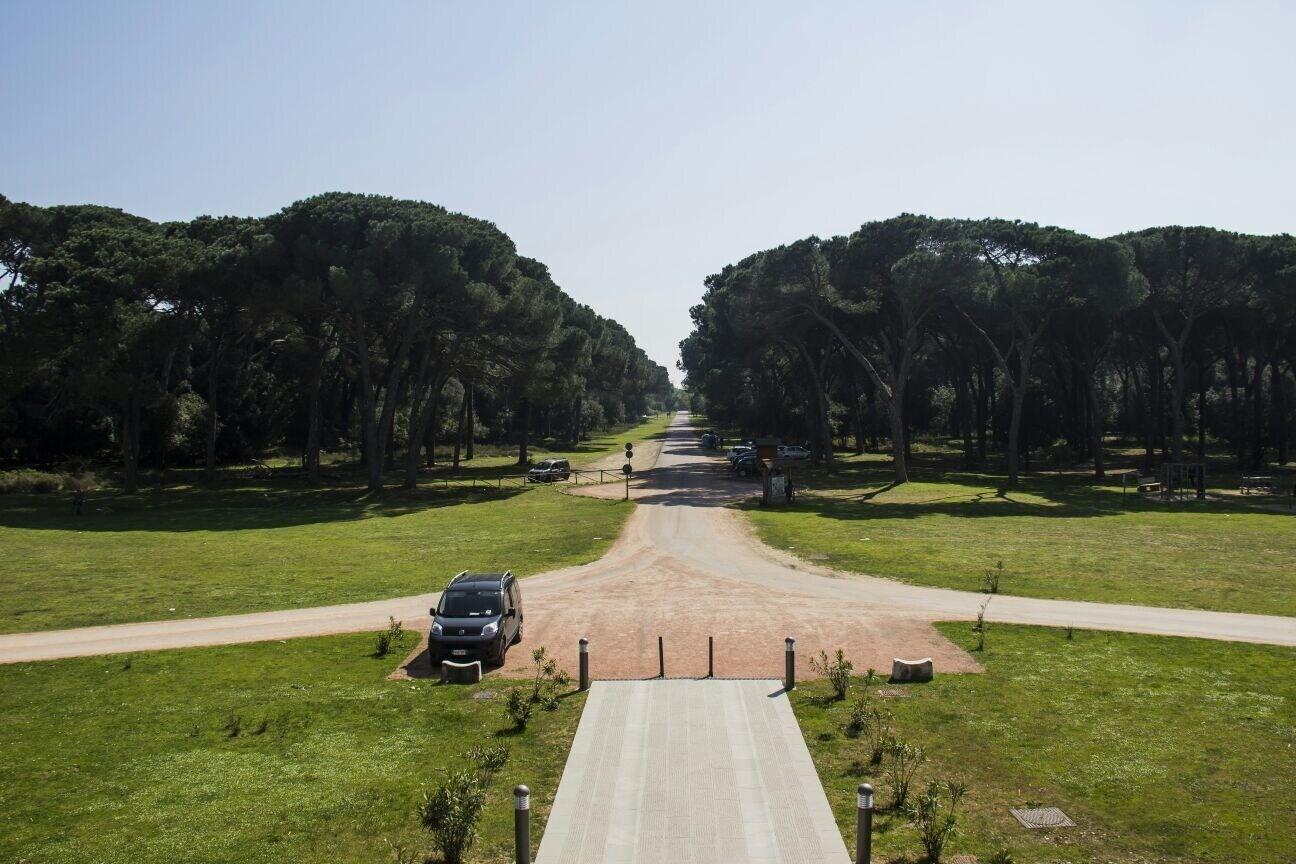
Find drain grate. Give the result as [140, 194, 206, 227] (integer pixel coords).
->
[1010, 806, 1075, 829]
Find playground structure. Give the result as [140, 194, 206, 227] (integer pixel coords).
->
[1125, 461, 1206, 503]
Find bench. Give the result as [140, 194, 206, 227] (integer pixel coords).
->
[1241, 476, 1278, 495]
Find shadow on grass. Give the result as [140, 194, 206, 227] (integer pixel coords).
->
[0, 481, 532, 533]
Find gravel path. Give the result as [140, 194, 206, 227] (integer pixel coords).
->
[3, 413, 1293, 669]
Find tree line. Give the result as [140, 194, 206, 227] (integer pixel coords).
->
[0, 192, 673, 492]
[680, 215, 1295, 485]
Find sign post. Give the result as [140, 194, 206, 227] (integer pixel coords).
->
[623, 442, 633, 501]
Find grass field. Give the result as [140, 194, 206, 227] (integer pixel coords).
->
[0, 631, 584, 864]
[744, 451, 1296, 617]
[793, 623, 1296, 864]
[0, 485, 631, 634]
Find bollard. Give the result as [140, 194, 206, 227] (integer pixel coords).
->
[514, 784, 532, 864]
[855, 783, 874, 864]
[708, 636, 714, 679]
[578, 637, 590, 691]
[658, 636, 665, 678]
[785, 636, 796, 691]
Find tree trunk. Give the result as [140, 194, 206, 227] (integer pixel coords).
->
[1197, 360, 1207, 463]
[121, 394, 140, 494]
[465, 382, 475, 460]
[453, 383, 469, 469]
[1250, 355, 1267, 471]
[516, 398, 531, 465]
[1274, 363, 1289, 465]
[795, 341, 834, 471]
[305, 365, 323, 484]
[1086, 374, 1105, 478]
[350, 304, 382, 493]
[888, 389, 908, 484]
[204, 343, 221, 483]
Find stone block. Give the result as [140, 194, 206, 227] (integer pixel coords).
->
[890, 657, 933, 683]
[440, 659, 483, 684]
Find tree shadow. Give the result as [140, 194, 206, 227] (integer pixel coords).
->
[0, 481, 532, 533]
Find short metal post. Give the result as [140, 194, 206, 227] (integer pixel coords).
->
[784, 636, 796, 691]
[578, 637, 590, 691]
[708, 636, 714, 678]
[658, 636, 665, 678]
[855, 783, 873, 864]
[514, 785, 531, 864]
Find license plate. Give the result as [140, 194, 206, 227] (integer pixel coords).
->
[452, 649, 467, 656]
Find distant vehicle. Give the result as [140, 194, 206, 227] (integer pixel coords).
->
[732, 452, 759, 477]
[778, 445, 812, 461]
[429, 571, 523, 666]
[700, 431, 718, 449]
[727, 446, 754, 463]
[527, 458, 571, 482]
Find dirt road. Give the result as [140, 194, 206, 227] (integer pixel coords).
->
[3, 413, 1294, 671]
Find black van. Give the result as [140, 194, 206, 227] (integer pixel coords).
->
[429, 571, 523, 665]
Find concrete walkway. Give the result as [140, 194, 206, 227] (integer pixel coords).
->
[536, 680, 849, 864]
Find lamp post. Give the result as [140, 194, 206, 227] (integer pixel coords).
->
[514, 785, 531, 864]
[856, 782, 874, 864]
[784, 636, 796, 691]
[578, 637, 590, 691]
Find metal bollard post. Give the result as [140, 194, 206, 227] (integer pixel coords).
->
[514, 784, 532, 864]
[785, 636, 796, 691]
[578, 637, 590, 691]
[658, 636, 665, 678]
[708, 636, 714, 679]
[855, 783, 874, 864]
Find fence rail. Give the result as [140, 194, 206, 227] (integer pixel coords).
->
[415, 466, 627, 493]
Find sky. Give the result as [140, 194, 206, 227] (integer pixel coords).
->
[3, 2, 1293, 383]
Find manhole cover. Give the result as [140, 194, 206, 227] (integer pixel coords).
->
[472, 690, 497, 700]
[1010, 807, 1075, 829]
[808, 552, 830, 561]
[877, 688, 912, 698]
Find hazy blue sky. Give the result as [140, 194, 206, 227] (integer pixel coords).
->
[4, 2, 1293, 381]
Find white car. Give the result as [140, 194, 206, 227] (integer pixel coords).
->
[778, 445, 812, 460]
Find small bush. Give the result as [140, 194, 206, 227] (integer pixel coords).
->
[972, 598, 991, 652]
[866, 705, 894, 765]
[905, 779, 968, 863]
[809, 648, 853, 701]
[416, 746, 512, 864]
[528, 646, 570, 710]
[986, 849, 1016, 864]
[252, 718, 270, 736]
[505, 689, 534, 730]
[845, 696, 869, 737]
[883, 740, 926, 809]
[374, 616, 404, 657]
[981, 559, 1004, 594]
[418, 767, 487, 864]
[0, 469, 99, 495]
[223, 714, 242, 738]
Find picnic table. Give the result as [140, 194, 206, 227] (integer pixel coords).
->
[1240, 476, 1278, 495]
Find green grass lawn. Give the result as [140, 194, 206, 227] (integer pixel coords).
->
[793, 623, 1296, 864]
[0, 631, 584, 864]
[746, 454, 1296, 616]
[0, 483, 631, 634]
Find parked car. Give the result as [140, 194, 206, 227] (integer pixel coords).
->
[732, 452, 759, 477]
[428, 571, 523, 666]
[526, 458, 571, 482]
[778, 445, 812, 460]
[726, 445, 754, 464]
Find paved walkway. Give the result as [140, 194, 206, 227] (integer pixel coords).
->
[536, 679, 849, 864]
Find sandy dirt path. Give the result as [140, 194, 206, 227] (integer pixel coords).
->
[4, 413, 1294, 673]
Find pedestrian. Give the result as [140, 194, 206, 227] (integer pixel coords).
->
[74, 491, 85, 516]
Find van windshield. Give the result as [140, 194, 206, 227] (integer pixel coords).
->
[437, 590, 501, 618]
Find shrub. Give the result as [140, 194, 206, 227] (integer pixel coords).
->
[866, 705, 894, 765]
[986, 849, 1016, 864]
[417, 746, 512, 864]
[845, 696, 869, 737]
[0, 469, 99, 495]
[223, 714, 242, 738]
[374, 616, 404, 657]
[972, 598, 991, 651]
[981, 560, 1004, 594]
[809, 648, 853, 700]
[528, 646, 570, 710]
[418, 767, 487, 864]
[505, 689, 534, 730]
[905, 779, 968, 863]
[883, 740, 925, 809]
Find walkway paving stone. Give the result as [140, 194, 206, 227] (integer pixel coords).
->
[536, 679, 850, 864]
